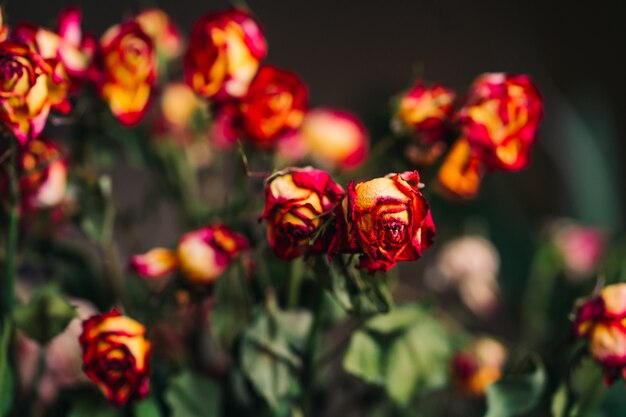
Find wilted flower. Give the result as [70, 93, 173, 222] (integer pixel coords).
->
[550, 219, 606, 280]
[240, 65, 308, 147]
[0, 41, 52, 144]
[260, 167, 344, 260]
[0, 7, 9, 42]
[19, 137, 68, 210]
[80, 310, 151, 406]
[426, 234, 500, 317]
[160, 82, 201, 128]
[437, 138, 484, 199]
[98, 20, 156, 125]
[130, 247, 178, 279]
[451, 337, 507, 395]
[177, 224, 249, 284]
[299, 108, 369, 170]
[135, 8, 182, 61]
[459, 73, 542, 171]
[184, 8, 266, 100]
[396, 81, 456, 143]
[335, 171, 435, 273]
[573, 283, 626, 383]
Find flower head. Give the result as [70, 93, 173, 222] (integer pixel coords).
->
[437, 138, 484, 199]
[451, 337, 507, 395]
[19, 137, 67, 210]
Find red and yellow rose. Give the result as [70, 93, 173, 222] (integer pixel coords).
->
[0, 41, 52, 144]
[335, 171, 435, 273]
[130, 248, 178, 279]
[396, 81, 456, 143]
[135, 8, 182, 62]
[437, 138, 484, 200]
[79, 310, 151, 406]
[260, 167, 344, 260]
[98, 21, 156, 126]
[451, 337, 507, 396]
[19, 137, 68, 210]
[574, 283, 626, 383]
[177, 224, 249, 284]
[240, 65, 308, 147]
[459, 73, 542, 171]
[184, 8, 266, 100]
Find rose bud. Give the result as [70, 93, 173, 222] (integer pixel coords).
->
[240, 65, 308, 148]
[260, 167, 345, 260]
[98, 20, 156, 126]
[337, 171, 435, 273]
[160, 82, 201, 128]
[573, 283, 626, 383]
[395, 81, 456, 143]
[177, 224, 249, 284]
[437, 138, 485, 200]
[451, 337, 507, 395]
[459, 73, 543, 171]
[550, 220, 606, 280]
[130, 247, 178, 279]
[184, 8, 266, 100]
[135, 8, 183, 61]
[299, 108, 369, 171]
[19, 138, 68, 210]
[0, 42, 52, 144]
[79, 310, 151, 406]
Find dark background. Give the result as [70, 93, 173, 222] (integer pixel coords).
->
[5, 0, 625, 230]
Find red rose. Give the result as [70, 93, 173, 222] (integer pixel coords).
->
[336, 171, 435, 273]
[79, 310, 151, 406]
[184, 9, 266, 100]
[240, 65, 308, 148]
[260, 167, 344, 260]
[459, 73, 542, 171]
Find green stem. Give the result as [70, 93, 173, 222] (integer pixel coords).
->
[287, 258, 304, 309]
[2, 144, 19, 315]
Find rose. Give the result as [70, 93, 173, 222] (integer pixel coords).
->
[0, 41, 52, 144]
[437, 138, 484, 199]
[177, 224, 249, 283]
[550, 219, 606, 280]
[130, 247, 178, 279]
[240, 65, 308, 147]
[299, 108, 369, 170]
[184, 8, 266, 100]
[459, 73, 543, 171]
[98, 21, 156, 126]
[451, 337, 507, 395]
[0, 7, 9, 42]
[160, 82, 201, 128]
[396, 81, 456, 143]
[337, 171, 435, 273]
[574, 283, 626, 383]
[260, 167, 344, 260]
[79, 310, 151, 406]
[135, 8, 182, 61]
[19, 137, 68, 210]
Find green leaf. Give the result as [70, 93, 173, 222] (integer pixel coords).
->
[367, 305, 424, 334]
[165, 370, 221, 417]
[67, 394, 122, 417]
[210, 265, 252, 349]
[551, 383, 568, 417]
[133, 396, 162, 417]
[274, 310, 313, 353]
[342, 330, 384, 385]
[484, 356, 547, 417]
[240, 311, 301, 410]
[12, 285, 77, 344]
[0, 320, 14, 417]
[384, 318, 450, 405]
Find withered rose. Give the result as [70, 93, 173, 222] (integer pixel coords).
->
[98, 20, 156, 126]
[437, 138, 484, 200]
[338, 171, 435, 273]
[177, 224, 249, 284]
[19, 137, 68, 210]
[573, 283, 626, 383]
[130, 247, 178, 279]
[184, 8, 266, 100]
[240, 65, 308, 147]
[260, 167, 344, 260]
[79, 310, 151, 406]
[135, 8, 182, 61]
[0, 41, 52, 144]
[396, 81, 456, 143]
[459, 73, 542, 171]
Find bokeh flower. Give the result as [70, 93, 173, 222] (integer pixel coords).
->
[160, 82, 201, 129]
[130, 247, 178, 279]
[550, 219, 606, 280]
[451, 337, 507, 395]
[459, 73, 542, 171]
[79, 310, 151, 406]
[260, 167, 344, 260]
[184, 8, 266, 100]
[437, 138, 484, 199]
[135, 8, 182, 62]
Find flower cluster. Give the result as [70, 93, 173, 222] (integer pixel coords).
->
[260, 167, 435, 273]
[395, 73, 543, 199]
